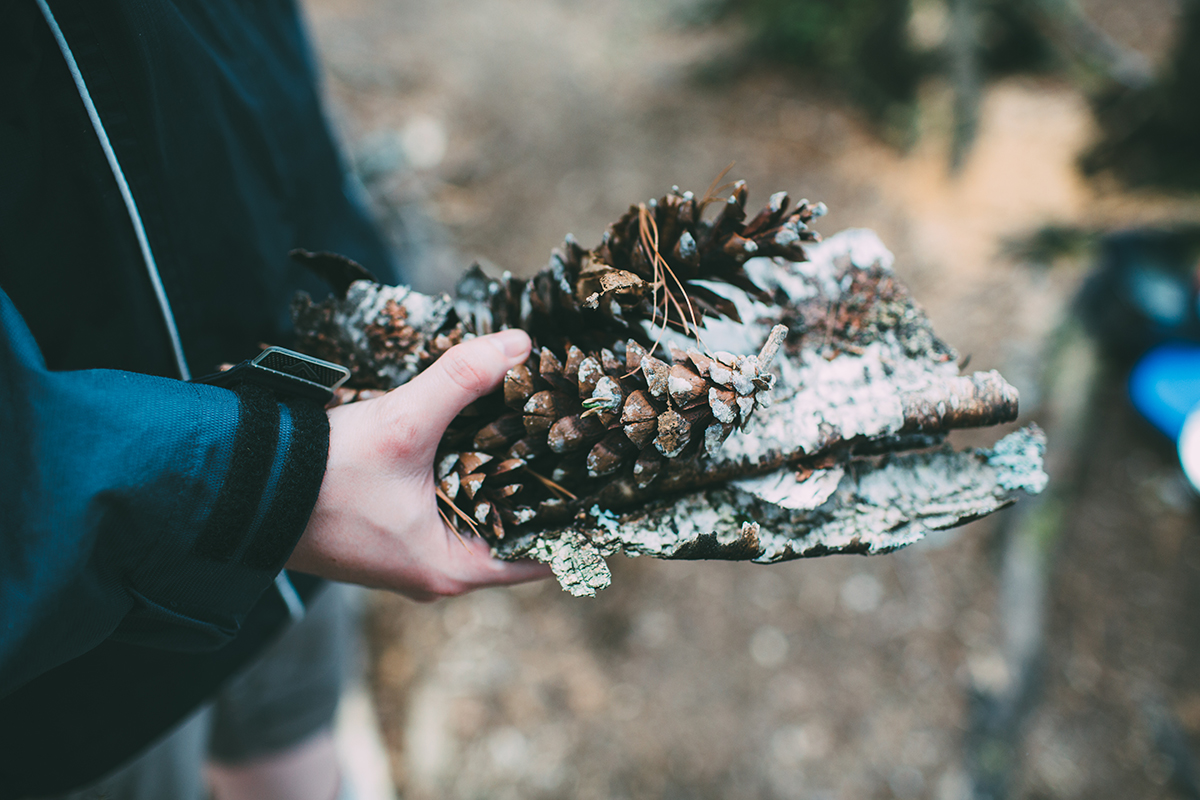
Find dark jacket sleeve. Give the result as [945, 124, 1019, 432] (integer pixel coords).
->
[0, 287, 329, 699]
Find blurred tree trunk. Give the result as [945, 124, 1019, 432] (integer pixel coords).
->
[1082, 0, 1200, 191]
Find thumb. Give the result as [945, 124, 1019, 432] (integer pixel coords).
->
[399, 329, 531, 442]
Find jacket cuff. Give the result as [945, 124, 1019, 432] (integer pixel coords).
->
[113, 385, 329, 650]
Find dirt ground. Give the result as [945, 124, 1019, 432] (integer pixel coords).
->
[301, 0, 1200, 796]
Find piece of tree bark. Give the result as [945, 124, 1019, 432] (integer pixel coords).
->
[293, 228, 1046, 595]
[499, 427, 1046, 596]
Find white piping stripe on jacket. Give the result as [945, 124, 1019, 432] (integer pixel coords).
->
[35, 0, 192, 381]
[38, 2, 308, 616]
[273, 572, 307, 623]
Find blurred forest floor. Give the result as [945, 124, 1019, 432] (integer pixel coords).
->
[303, 0, 1200, 796]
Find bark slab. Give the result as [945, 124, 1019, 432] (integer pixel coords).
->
[293, 228, 1047, 595]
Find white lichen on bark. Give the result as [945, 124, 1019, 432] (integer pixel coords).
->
[304, 281, 456, 386]
[499, 427, 1046, 596]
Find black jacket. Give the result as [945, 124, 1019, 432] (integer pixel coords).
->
[0, 0, 397, 792]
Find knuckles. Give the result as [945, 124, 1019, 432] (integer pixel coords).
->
[370, 388, 431, 455]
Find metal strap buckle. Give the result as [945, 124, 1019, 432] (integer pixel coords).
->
[192, 347, 350, 404]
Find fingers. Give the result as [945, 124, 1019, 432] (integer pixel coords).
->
[473, 558, 556, 587]
[438, 525, 555, 594]
[397, 330, 531, 446]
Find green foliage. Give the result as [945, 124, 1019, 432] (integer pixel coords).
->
[707, 0, 1199, 188]
[1082, 0, 1200, 191]
[974, 1, 1059, 77]
[733, 0, 895, 71]
[1002, 225, 1100, 269]
[703, 0, 1060, 149]
[706, 0, 923, 138]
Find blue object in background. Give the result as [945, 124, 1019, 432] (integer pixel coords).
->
[1128, 343, 1200, 439]
[1077, 229, 1200, 362]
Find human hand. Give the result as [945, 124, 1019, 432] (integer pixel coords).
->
[286, 329, 553, 601]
